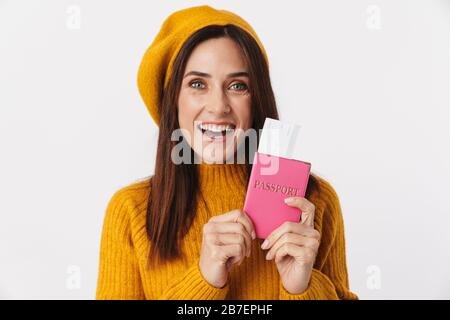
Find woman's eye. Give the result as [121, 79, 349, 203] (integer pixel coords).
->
[190, 80, 205, 89]
[230, 82, 248, 91]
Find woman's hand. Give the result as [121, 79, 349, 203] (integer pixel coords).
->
[261, 197, 320, 294]
[199, 209, 256, 289]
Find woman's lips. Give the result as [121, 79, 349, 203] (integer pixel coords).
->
[196, 121, 236, 142]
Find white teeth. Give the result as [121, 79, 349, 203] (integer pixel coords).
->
[198, 123, 235, 133]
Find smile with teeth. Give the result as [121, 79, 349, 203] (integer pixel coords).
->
[197, 123, 236, 138]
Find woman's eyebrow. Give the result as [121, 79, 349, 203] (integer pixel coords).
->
[183, 71, 249, 78]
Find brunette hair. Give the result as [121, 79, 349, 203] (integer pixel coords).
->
[146, 24, 319, 266]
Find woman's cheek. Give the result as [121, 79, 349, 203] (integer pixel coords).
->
[185, 93, 205, 112]
[179, 93, 199, 116]
[232, 97, 252, 128]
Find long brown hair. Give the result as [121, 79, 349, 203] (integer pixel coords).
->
[146, 24, 319, 266]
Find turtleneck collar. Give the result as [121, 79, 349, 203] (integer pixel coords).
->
[197, 162, 249, 198]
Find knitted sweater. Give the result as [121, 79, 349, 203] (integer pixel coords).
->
[96, 163, 358, 300]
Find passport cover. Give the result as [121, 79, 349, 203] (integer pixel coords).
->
[243, 152, 311, 239]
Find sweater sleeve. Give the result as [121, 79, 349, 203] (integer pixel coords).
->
[157, 256, 230, 300]
[96, 189, 146, 300]
[279, 178, 359, 300]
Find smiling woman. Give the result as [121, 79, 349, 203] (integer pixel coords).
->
[95, 5, 358, 300]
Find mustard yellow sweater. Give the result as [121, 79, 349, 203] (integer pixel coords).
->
[96, 163, 358, 300]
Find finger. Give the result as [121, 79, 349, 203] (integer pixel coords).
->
[211, 209, 256, 240]
[218, 243, 246, 266]
[261, 221, 320, 251]
[238, 210, 257, 240]
[265, 232, 319, 260]
[207, 222, 252, 257]
[284, 197, 315, 227]
[273, 243, 316, 266]
[207, 232, 250, 258]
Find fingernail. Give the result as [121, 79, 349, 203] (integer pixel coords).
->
[261, 239, 269, 249]
[265, 252, 271, 260]
[251, 231, 256, 240]
[284, 197, 293, 204]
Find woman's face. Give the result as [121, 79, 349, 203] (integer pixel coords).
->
[177, 37, 252, 164]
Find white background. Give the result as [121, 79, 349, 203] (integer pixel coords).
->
[1, 0, 449, 299]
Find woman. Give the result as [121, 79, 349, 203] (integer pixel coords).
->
[96, 5, 358, 300]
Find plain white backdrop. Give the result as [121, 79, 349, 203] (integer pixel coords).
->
[1, 0, 449, 299]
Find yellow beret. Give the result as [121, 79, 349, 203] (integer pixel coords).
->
[137, 5, 269, 126]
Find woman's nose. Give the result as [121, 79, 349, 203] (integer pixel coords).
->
[206, 89, 231, 115]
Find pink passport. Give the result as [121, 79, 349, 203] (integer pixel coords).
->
[243, 118, 311, 239]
